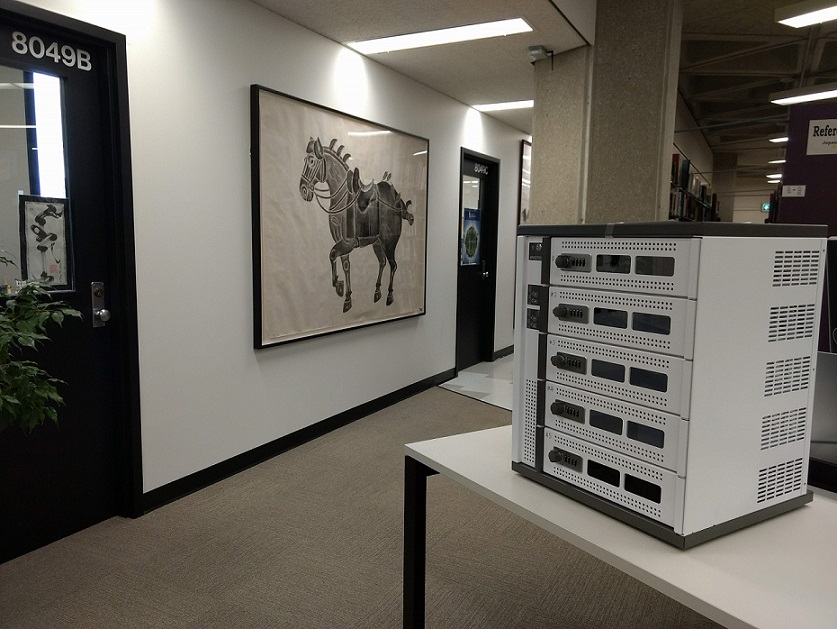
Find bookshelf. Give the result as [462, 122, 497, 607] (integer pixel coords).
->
[669, 152, 719, 222]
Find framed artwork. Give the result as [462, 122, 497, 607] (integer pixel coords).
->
[250, 85, 429, 348]
[18, 194, 72, 290]
[519, 140, 531, 225]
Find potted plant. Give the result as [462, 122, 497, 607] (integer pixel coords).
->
[0, 254, 81, 434]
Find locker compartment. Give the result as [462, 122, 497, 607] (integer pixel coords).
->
[547, 286, 696, 357]
[544, 335, 691, 416]
[542, 428, 679, 527]
[543, 382, 687, 473]
[549, 237, 699, 298]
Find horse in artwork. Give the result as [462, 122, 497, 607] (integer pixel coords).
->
[299, 137, 414, 313]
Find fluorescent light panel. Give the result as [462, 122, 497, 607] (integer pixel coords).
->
[346, 18, 531, 54]
[770, 81, 837, 105]
[474, 100, 533, 112]
[769, 159, 786, 164]
[776, 0, 837, 27]
[770, 137, 789, 143]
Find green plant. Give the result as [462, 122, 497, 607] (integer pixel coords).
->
[0, 255, 81, 434]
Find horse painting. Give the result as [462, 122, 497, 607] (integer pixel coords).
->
[299, 137, 414, 313]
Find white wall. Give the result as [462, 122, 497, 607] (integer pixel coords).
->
[21, 0, 526, 491]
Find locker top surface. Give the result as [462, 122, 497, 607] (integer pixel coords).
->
[517, 222, 827, 239]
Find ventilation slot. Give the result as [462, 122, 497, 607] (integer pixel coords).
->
[768, 305, 816, 342]
[772, 250, 820, 287]
[761, 408, 808, 450]
[523, 379, 538, 466]
[757, 459, 803, 503]
[764, 356, 811, 396]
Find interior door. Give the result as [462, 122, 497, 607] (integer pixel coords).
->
[456, 152, 499, 371]
[0, 7, 135, 563]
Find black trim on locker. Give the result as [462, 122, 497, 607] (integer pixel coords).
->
[541, 236, 551, 285]
[535, 425, 544, 472]
[537, 333, 547, 380]
[536, 379, 545, 427]
[518, 222, 827, 239]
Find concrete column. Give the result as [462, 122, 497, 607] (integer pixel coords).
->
[531, 0, 683, 224]
[712, 153, 738, 222]
[528, 46, 590, 225]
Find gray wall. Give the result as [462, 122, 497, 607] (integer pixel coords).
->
[531, 0, 683, 224]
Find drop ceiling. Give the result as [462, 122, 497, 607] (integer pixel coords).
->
[249, 0, 590, 133]
[252, 0, 837, 187]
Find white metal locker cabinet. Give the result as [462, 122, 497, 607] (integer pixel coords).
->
[512, 222, 827, 548]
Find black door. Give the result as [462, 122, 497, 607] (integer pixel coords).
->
[0, 4, 138, 563]
[456, 151, 499, 371]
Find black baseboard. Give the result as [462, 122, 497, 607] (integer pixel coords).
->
[141, 368, 456, 514]
[493, 345, 514, 360]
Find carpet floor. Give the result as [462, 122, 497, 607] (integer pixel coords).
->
[0, 387, 721, 628]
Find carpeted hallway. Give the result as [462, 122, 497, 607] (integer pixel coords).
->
[0, 387, 720, 628]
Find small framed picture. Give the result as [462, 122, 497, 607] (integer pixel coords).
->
[19, 194, 72, 290]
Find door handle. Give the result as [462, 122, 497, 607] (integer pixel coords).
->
[91, 282, 111, 328]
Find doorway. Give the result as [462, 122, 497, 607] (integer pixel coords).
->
[0, 3, 139, 562]
[456, 149, 499, 372]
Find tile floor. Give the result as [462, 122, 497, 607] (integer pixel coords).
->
[439, 353, 514, 410]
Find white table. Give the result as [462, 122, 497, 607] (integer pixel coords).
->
[402, 425, 837, 629]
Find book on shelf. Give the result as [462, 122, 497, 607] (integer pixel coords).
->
[670, 152, 716, 221]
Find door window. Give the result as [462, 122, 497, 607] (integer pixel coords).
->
[0, 64, 71, 293]
[460, 174, 482, 265]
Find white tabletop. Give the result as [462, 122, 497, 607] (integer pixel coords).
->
[405, 425, 837, 629]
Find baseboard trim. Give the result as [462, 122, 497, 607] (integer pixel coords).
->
[493, 345, 514, 360]
[140, 368, 456, 514]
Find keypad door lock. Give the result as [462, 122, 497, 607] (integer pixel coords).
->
[91, 282, 111, 328]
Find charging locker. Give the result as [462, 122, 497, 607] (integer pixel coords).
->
[512, 222, 827, 548]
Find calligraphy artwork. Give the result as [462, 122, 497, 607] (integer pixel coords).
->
[19, 195, 71, 289]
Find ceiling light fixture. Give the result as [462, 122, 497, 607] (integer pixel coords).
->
[346, 18, 532, 54]
[769, 159, 787, 164]
[767, 173, 783, 178]
[770, 136, 789, 143]
[775, 0, 837, 28]
[473, 100, 534, 112]
[770, 81, 837, 105]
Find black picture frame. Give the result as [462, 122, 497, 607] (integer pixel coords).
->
[18, 194, 72, 290]
[250, 85, 429, 349]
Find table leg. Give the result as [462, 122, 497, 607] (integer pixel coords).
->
[403, 455, 438, 629]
